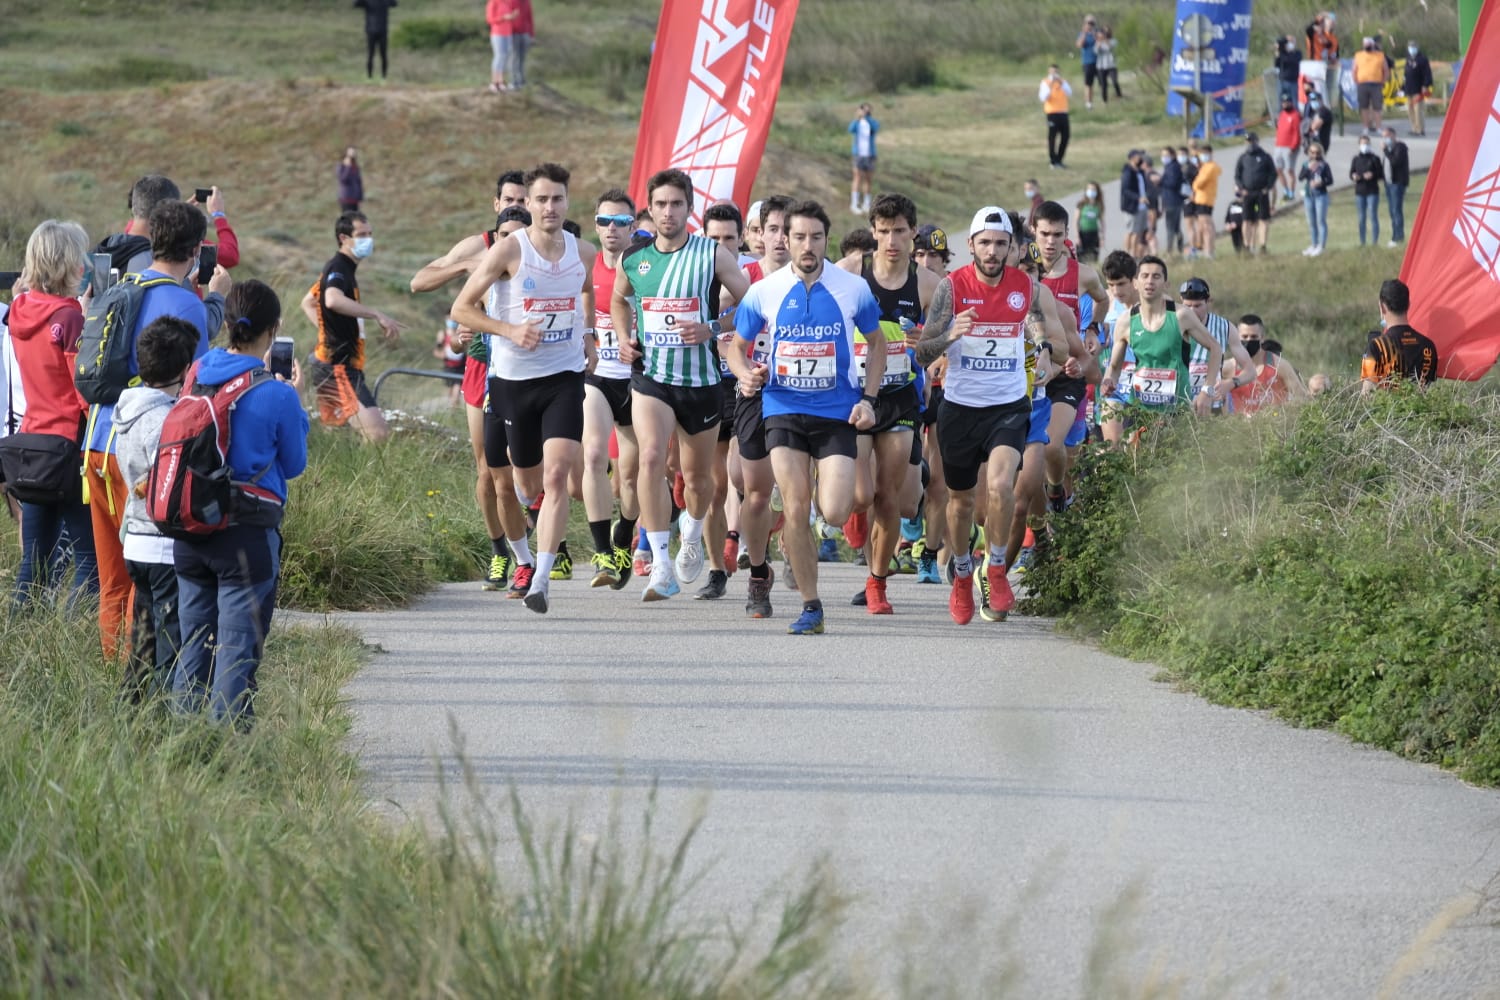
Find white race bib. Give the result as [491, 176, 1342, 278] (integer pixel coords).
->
[1188, 360, 1211, 395]
[525, 296, 577, 344]
[773, 341, 836, 391]
[854, 338, 911, 387]
[959, 322, 1023, 372]
[641, 296, 702, 349]
[595, 310, 618, 361]
[1132, 366, 1178, 407]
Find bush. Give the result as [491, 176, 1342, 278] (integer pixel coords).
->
[54, 55, 207, 89]
[393, 17, 485, 52]
[1024, 384, 1500, 783]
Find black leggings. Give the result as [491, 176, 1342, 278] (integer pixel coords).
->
[1047, 112, 1070, 167]
[366, 31, 388, 78]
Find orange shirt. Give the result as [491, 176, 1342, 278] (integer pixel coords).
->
[1192, 161, 1221, 207]
[1041, 78, 1070, 115]
[1353, 49, 1388, 84]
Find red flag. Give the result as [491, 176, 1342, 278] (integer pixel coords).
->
[628, 0, 799, 230]
[1400, 0, 1500, 380]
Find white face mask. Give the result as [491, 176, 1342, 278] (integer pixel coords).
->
[351, 235, 375, 259]
[1086, 188, 1099, 198]
[1359, 144, 1371, 154]
[1408, 46, 1418, 57]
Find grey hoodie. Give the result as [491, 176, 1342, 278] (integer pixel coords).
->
[113, 385, 177, 540]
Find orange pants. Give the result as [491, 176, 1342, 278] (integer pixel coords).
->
[84, 451, 132, 661]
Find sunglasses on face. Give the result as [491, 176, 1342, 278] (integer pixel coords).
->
[596, 214, 635, 227]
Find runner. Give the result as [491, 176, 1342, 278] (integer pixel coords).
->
[579, 189, 641, 589]
[1176, 276, 1256, 411]
[1230, 314, 1309, 412]
[915, 207, 1050, 625]
[913, 224, 951, 275]
[1100, 256, 1228, 415]
[726, 200, 884, 634]
[1093, 250, 1138, 446]
[408, 171, 527, 294]
[613, 168, 750, 602]
[451, 162, 596, 614]
[835, 193, 937, 614]
[1032, 201, 1105, 511]
[911, 223, 952, 584]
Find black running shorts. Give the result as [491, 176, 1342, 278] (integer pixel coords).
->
[585, 373, 633, 427]
[735, 392, 769, 462]
[860, 382, 920, 437]
[765, 413, 858, 461]
[630, 373, 722, 435]
[494, 370, 585, 469]
[938, 396, 1032, 492]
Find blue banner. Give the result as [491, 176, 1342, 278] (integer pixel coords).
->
[1165, 0, 1253, 138]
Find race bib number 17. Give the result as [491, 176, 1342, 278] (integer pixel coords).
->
[774, 341, 837, 390]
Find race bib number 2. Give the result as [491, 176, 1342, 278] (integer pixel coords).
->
[525, 297, 577, 344]
[641, 297, 702, 349]
[1132, 366, 1179, 407]
[959, 322, 1022, 372]
[774, 341, 836, 391]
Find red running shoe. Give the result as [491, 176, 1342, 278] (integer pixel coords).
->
[844, 510, 869, 550]
[865, 574, 893, 615]
[949, 573, 974, 625]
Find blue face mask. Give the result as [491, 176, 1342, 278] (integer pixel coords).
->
[351, 236, 375, 259]
[1408, 46, 1418, 57]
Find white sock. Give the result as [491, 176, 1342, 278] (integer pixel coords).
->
[681, 514, 704, 546]
[989, 544, 1007, 567]
[533, 552, 555, 585]
[648, 530, 671, 563]
[953, 554, 973, 579]
[510, 535, 533, 566]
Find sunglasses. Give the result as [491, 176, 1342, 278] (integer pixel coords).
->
[596, 213, 635, 227]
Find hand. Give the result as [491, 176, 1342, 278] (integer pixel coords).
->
[284, 358, 304, 390]
[1062, 355, 1082, 378]
[948, 308, 976, 342]
[849, 398, 876, 430]
[676, 319, 713, 346]
[903, 327, 923, 352]
[1100, 376, 1117, 397]
[451, 325, 474, 349]
[619, 336, 642, 365]
[927, 355, 949, 383]
[1192, 389, 1212, 417]
[206, 186, 226, 216]
[584, 342, 598, 377]
[507, 317, 543, 350]
[207, 264, 233, 297]
[376, 312, 404, 342]
[1083, 335, 1101, 358]
[738, 363, 768, 397]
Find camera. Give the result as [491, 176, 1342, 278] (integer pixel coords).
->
[269, 336, 295, 380]
[196, 245, 217, 285]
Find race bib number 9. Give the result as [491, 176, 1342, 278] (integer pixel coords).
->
[525, 297, 578, 344]
[774, 341, 837, 390]
[594, 310, 619, 361]
[641, 297, 702, 349]
[959, 322, 1022, 371]
[854, 339, 912, 387]
[1132, 366, 1179, 407]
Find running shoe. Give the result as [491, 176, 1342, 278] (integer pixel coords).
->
[610, 547, 633, 590]
[737, 550, 751, 571]
[865, 575, 893, 615]
[589, 551, 619, 588]
[814, 515, 842, 541]
[818, 538, 840, 562]
[523, 586, 549, 615]
[976, 554, 994, 619]
[916, 549, 940, 584]
[851, 589, 867, 606]
[632, 549, 652, 577]
[508, 563, 535, 600]
[483, 554, 511, 591]
[949, 572, 975, 625]
[787, 606, 825, 635]
[987, 558, 1015, 615]
[1012, 546, 1034, 574]
[694, 569, 728, 600]
[550, 549, 573, 581]
[723, 536, 739, 576]
[675, 536, 705, 584]
[782, 555, 797, 593]
[894, 543, 917, 574]
[641, 561, 680, 602]
[745, 567, 775, 619]
[844, 510, 869, 550]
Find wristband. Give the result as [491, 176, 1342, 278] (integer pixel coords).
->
[584, 327, 597, 340]
[1038, 340, 1054, 355]
[861, 394, 878, 408]
[210, 212, 226, 220]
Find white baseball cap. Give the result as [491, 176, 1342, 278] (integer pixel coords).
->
[748, 200, 763, 221]
[969, 206, 1014, 237]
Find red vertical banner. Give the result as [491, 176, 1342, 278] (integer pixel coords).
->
[629, 0, 800, 230]
[1399, 0, 1500, 379]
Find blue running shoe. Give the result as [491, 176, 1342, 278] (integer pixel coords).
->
[787, 606, 825, 635]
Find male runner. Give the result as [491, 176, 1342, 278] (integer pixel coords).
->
[910, 222, 952, 584]
[451, 162, 597, 614]
[1101, 256, 1228, 415]
[409, 171, 528, 293]
[1032, 201, 1105, 511]
[728, 200, 884, 634]
[915, 208, 1048, 624]
[1093, 250, 1138, 446]
[580, 189, 641, 589]
[614, 169, 750, 601]
[835, 193, 937, 614]
[1176, 276, 1256, 410]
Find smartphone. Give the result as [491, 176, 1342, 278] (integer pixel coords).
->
[196, 244, 217, 285]
[91, 253, 114, 294]
[0, 271, 19, 292]
[269, 336, 295, 380]
[195, 187, 213, 204]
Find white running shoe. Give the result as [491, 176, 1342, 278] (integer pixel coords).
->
[642, 560, 680, 602]
[675, 537, 705, 584]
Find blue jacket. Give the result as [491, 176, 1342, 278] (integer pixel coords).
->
[848, 116, 879, 158]
[193, 348, 309, 503]
[1160, 159, 1185, 209]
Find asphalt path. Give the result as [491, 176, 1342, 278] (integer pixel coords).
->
[339, 561, 1500, 997]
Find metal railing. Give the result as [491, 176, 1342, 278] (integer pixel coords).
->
[371, 367, 463, 406]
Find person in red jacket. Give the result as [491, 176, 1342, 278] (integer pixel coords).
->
[486, 0, 534, 92]
[7, 220, 97, 610]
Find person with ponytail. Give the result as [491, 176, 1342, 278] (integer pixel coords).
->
[171, 280, 308, 725]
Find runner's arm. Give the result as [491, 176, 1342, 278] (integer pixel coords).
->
[410, 234, 485, 293]
[611, 262, 639, 363]
[1277, 356, 1310, 401]
[1079, 263, 1109, 317]
[449, 236, 531, 345]
[1100, 313, 1130, 394]
[714, 244, 750, 307]
[578, 244, 597, 374]
[914, 277, 956, 368]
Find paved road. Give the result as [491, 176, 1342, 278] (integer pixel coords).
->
[340, 563, 1500, 997]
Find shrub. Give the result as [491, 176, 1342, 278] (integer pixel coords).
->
[393, 17, 484, 52]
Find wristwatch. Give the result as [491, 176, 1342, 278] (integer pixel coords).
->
[708, 319, 723, 335]
[861, 394, 879, 408]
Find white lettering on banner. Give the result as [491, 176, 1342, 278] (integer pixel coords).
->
[1454, 80, 1500, 284]
[1226, 47, 1249, 66]
[1174, 54, 1225, 75]
[1231, 13, 1252, 30]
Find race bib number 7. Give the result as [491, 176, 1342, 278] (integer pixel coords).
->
[774, 341, 837, 390]
[959, 322, 1022, 371]
[1132, 366, 1179, 407]
[525, 297, 578, 344]
[641, 297, 702, 349]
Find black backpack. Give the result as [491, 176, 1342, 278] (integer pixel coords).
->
[74, 273, 179, 405]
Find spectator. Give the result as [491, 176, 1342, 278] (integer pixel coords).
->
[1024, 179, 1044, 227]
[354, 0, 397, 81]
[1143, 156, 1161, 255]
[114, 317, 198, 701]
[1274, 35, 1302, 103]
[1298, 141, 1333, 256]
[1381, 127, 1410, 247]
[1353, 36, 1389, 132]
[1402, 40, 1433, 136]
[1273, 95, 1302, 202]
[1234, 132, 1277, 255]
[0, 293, 24, 526]
[302, 211, 404, 444]
[1157, 147, 1184, 254]
[434, 315, 466, 407]
[1190, 144, 1221, 259]
[486, 0, 534, 93]
[337, 147, 363, 213]
[5, 220, 97, 611]
[1039, 65, 1072, 169]
[1177, 146, 1199, 255]
[173, 281, 309, 726]
[1119, 149, 1149, 257]
[83, 201, 227, 661]
[95, 174, 177, 275]
[847, 102, 879, 214]
[1095, 26, 1123, 102]
[1307, 12, 1339, 62]
[1350, 134, 1384, 246]
[1361, 279, 1438, 392]
[1076, 14, 1098, 109]
[1075, 182, 1104, 261]
[1224, 195, 1246, 255]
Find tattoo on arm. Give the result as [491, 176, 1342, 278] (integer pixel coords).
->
[916, 279, 955, 368]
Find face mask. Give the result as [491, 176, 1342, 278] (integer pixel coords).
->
[1177, 155, 1187, 165]
[1242, 338, 1261, 356]
[1024, 189, 1037, 199]
[1384, 139, 1393, 150]
[1360, 144, 1371, 154]
[1408, 46, 1418, 57]
[352, 236, 375, 259]
[1086, 188, 1099, 198]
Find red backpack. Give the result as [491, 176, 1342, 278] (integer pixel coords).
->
[147, 360, 281, 539]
